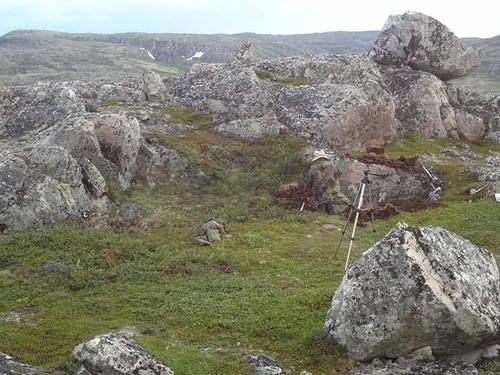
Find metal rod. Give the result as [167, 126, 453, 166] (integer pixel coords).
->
[334, 182, 362, 259]
[345, 182, 365, 271]
[418, 159, 438, 190]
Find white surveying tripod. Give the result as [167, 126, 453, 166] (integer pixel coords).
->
[334, 169, 379, 271]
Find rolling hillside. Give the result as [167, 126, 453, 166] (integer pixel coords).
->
[0, 29, 499, 91]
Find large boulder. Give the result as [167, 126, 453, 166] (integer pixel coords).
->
[276, 83, 396, 150]
[40, 114, 141, 190]
[368, 11, 482, 81]
[384, 69, 459, 139]
[168, 54, 399, 149]
[337, 156, 442, 204]
[324, 222, 500, 362]
[72, 333, 174, 375]
[0, 146, 108, 232]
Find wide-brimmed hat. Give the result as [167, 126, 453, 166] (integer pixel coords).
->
[312, 149, 330, 162]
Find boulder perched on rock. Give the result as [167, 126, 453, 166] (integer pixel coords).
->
[72, 333, 174, 375]
[369, 11, 482, 81]
[324, 222, 500, 362]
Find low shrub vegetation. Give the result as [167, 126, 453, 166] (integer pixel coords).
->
[0, 131, 498, 374]
[161, 106, 213, 129]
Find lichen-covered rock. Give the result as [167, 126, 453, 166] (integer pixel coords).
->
[0, 146, 106, 232]
[140, 71, 166, 101]
[254, 54, 387, 88]
[337, 157, 442, 204]
[324, 222, 500, 362]
[72, 333, 174, 375]
[169, 64, 274, 126]
[450, 88, 500, 142]
[276, 83, 396, 149]
[384, 70, 459, 139]
[0, 352, 50, 375]
[369, 11, 482, 81]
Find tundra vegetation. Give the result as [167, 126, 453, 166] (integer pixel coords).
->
[0, 130, 499, 374]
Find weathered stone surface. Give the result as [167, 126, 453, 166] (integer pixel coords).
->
[254, 54, 387, 88]
[72, 333, 174, 375]
[169, 64, 274, 126]
[324, 222, 500, 362]
[140, 71, 166, 101]
[471, 152, 500, 193]
[384, 69, 459, 139]
[0, 81, 86, 142]
[450, 88, 500, 142]
[276, 83, 396, 149]
[249, 354, 288, 375]
[337, 157, 442, 204]
[0, 146, 103, 232]
[232, 41, 253, 67]
[351, 359, 479, 375]
[369, 11, 482, 81]
[0, 352, 50, 375]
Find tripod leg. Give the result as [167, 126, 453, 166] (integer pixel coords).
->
[333, 205, 355, 259]
[333, 182, 363, 259]
[345, 182, 366, 270]
[367, 183, 376, 230]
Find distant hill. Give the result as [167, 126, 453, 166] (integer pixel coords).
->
[452, 35, 500, 92]
[0, 29, 499, 92]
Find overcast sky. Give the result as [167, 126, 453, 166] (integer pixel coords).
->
[0, 0, 497, 39]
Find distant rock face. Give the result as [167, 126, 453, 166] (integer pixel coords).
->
[369, 11, 482, 81]
[324, 222, 500, 362]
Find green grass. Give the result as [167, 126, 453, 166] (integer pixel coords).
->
[99, 99, 122, 107]
[160, 107, 213, 129]
[0, 132, 498, 374]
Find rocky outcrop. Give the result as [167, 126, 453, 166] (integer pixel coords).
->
[0, 146, 108, 231]
[72, 333, 174, 375]
[324, 222, 500, 363]
[0, 73, 194, 231]
[0, 11, 497, 232]
[168, 54, 398, 149]
[337, 157, 442, 204]
[170, 63, 276, 131]
[368, 11, 482, 81]
[166, 11, 492, 147]
[449, 87, 500, 142]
